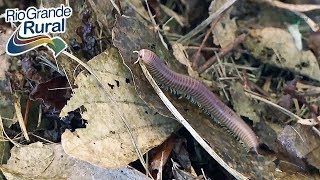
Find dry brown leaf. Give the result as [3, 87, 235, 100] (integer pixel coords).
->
[60, 48, 179, 168]
[209, 0, 237, 48]
[0, 142, 150, 179]
[172, 43, 190, 67]
[171, 43, 199, 78]
[278, 124, 320, 171]
[274, 170, 320, 180]
[244, 27, 320, 81]
[306, 146, 320, 170]
[278, 125, 320, 159]
[229, 82, 261, 123]
[149, 135, 175, 179]
[0, 26, 15, 127]
[0, 26, 13, 80]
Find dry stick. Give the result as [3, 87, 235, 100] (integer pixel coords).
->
[263, 0, 319, 32]
[247, 91, 320, 136]
[201, 168, 208, 180]
[30, 133, 55, 144]
[245, 91, 303, 120]
[160, 4, 186, 27]
[145, 0, 168, 50]
[23, 99, 31, 125]
[313, 127, 320, 137]
[115, 0, 123, 15]
[13, 94, 30, 141]
[138, 60, 247, 180]
[37, 104, 42, 128]
[61, 51, 152, 178]
[198, 34, 246, 74]
[109, 0, 121, 15]
[177, 0, 238, 43]
[266, 0, 320, 12]
[242, 70, 270, 98]
[193, 14, 224, 70]
[185, 46, 219, 51]
[0, 115, 21, 147]
[293, 11, 319, 32]
[215, 54, 230, 101]
[145, 153, 149, 177]
[156, 151, 164, 180]
[61, 66, 74, 94]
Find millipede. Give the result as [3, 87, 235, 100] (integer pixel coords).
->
[137, 49, 259, 153]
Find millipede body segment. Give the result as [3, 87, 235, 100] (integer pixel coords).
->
[138, 49, 259, 152]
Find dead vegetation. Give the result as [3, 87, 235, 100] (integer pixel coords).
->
[0, 0, 320, 179]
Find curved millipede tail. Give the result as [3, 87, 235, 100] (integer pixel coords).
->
[138, 49, 260, 153]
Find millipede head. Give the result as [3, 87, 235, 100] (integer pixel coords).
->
[138, 49, 148, 59]
[249, 146, 259, 155]
[138, 49, 158, 64]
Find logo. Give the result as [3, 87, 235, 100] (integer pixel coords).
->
[5, 5, 72, 57]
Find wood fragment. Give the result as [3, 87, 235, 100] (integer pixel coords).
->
[13, 94, 30, 141]
[198, 34, 246, 74]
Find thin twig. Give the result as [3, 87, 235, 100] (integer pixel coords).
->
[38, 55, 65, 76]
[37, 104, 42, 128]
[290, 126, 305, 143]
[156, 151, 164, 180]
[198, 34, 246, 74]
[215, 53, 230, 101]
[245, 91, 302, 120]
[201, 168, 208, 180]
[23, 99, 31, 125]
[312, 126, 320, 137]
[13, 93, 30, 141]
[266, 0, 320, 12]
[47, 87, 72, 91]
[109, 0, 121, 15]
[61, 65, 74, 94]
[293, 11, 319, 32]
[160, 4, 186, 27]
[145, 0, 168, 49]
[177, 0, 238, 43]
[138, 60, 247, 180]
[264, 0, 319, 32]
[193, 13, 224, 70]
[0, 115, 21, 147]
[222, 63, 259, 71]
[115, 0, 123, 15]
[185, 46, 219, 51]
[30, 133, 55, 144]
[230, 58, 243, 81]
